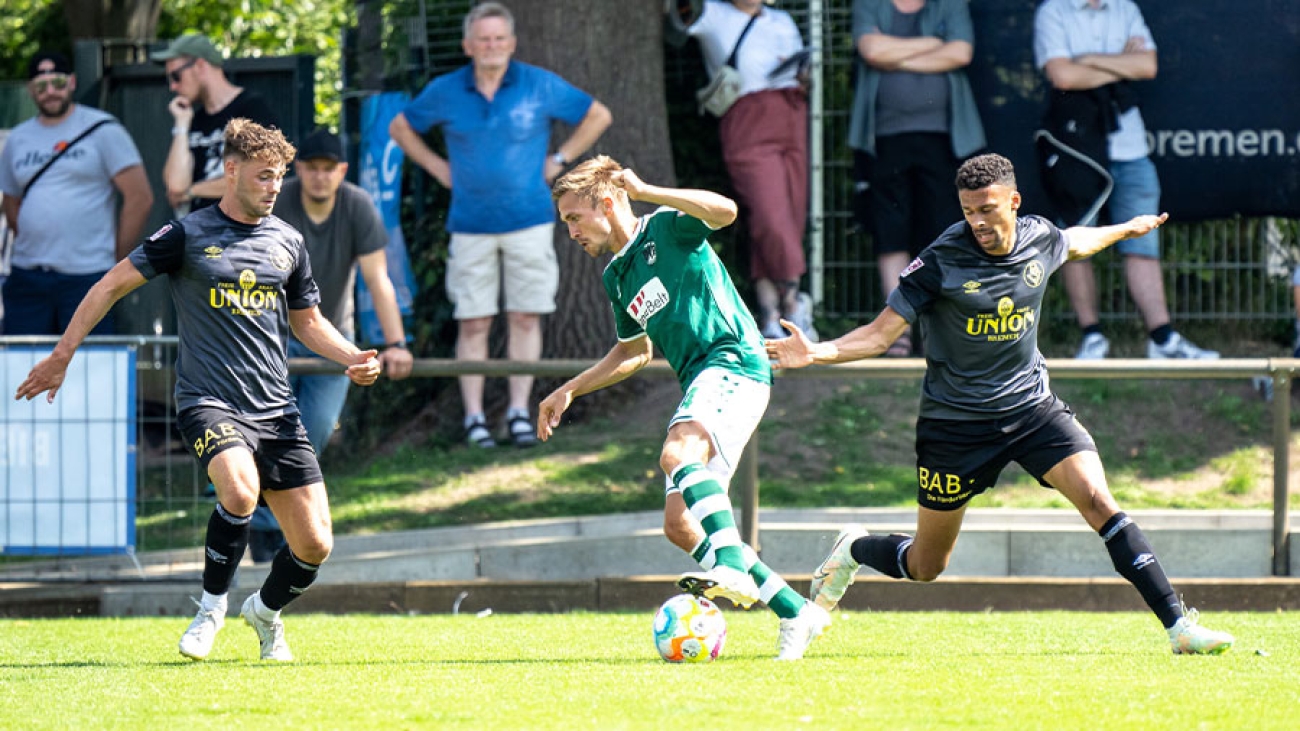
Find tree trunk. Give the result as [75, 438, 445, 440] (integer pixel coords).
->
[511, 0, 677, 417]
[63, 0, 161, 40]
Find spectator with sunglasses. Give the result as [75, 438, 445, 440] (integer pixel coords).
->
[155, 33, 280, 215]
[0, 50, 153, 335]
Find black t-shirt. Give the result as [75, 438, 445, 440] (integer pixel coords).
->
[129, 205, 320, 416]
[886, 214, 1070, 420]
[186, 90, 281, 210]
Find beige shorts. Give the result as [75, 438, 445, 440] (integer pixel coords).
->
[446, 223, 558, 319]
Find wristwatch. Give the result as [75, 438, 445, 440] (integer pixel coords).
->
[384, 341, 408, 350]
[550, 152, 569, 167]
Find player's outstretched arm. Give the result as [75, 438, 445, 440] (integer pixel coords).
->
[766, 307, 911, 369]
[1065, 212, 1168, 261]
[537, 336, 653, 442]
[288, 307, 381, 386]
[15, 259, 147, 403]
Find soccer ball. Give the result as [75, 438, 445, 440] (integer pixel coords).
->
[652, 593, 727, 663]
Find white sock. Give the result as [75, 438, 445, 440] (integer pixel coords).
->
[200, 591, 227, 614]
[250, 592, 279, 622]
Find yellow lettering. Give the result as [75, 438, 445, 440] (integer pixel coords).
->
[946, 474, 962, 494]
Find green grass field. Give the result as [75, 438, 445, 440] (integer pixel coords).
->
[2, 610, 1296, 730]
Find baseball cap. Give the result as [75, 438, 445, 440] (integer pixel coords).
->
[297, 128, 344, 162]
[153, 33, 225, 67]
[28, 50, 73, 79]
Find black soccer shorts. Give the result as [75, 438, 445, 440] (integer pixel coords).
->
[178, 405, 323, 490]
[913, 394, 1097, 511]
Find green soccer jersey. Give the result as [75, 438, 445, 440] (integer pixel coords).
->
[602, 206, 772, 391]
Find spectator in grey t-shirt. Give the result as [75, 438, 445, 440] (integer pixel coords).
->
[0, 50, 153, 335]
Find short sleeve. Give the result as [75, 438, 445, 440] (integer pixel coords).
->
[97, 122, 144, 178]
[852, 0, 884, 39]
[886, 248, 943, 323]
[402, 77, 449, 134]
[130, 220, 187, 279]
[1033, 2, 1070, 69]
[347, 186, 388, 258]
[285, 236, 321, 310]
[539, 67, 594, 126]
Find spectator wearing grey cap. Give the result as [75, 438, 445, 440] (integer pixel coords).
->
[155, 33, 280, 214]
[0, 49, 153, 335]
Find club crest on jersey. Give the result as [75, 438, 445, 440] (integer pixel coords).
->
[627, 277, 670, 328]
[1022, 261, 1045, 288]
[147, 223, 173, 241]
[644, 241, 657, 265]
[900, 257, 924, 278]
[269, 246, 293, 272]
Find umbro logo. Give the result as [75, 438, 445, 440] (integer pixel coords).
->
[1133, 553, 1156, 570]
[205, 547, 228, 564]
[962, 281, 981, 294]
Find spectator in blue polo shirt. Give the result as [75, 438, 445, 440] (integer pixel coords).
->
[389, 1, 611, 449]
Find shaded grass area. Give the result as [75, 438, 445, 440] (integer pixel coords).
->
[0, 611, 1295, 730]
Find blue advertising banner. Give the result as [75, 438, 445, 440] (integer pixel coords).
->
[356, 92, 417, 346]
[966, 0, 1300, 221]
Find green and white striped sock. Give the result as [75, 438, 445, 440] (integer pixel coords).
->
[674, 463, 745, 571]
[689, 538, 806, 620]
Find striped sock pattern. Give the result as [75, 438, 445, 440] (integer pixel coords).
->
[743, 545, 804, 620]
[675, 463, 744, 571]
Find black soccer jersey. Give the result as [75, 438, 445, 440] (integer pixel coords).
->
[886, 215, 1069, 420]
[129, 205, 320, 416]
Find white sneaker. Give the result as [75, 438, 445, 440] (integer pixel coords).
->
[676, 566, 760, 609]
[178, 603, 225, 661]
[1168, 609, 1234, 655]
[810, 526, 867, 611]
[241, 594, 293, 661]
[776, 601, 831, 661]
[1147, 332, 1219, 360]
[791, 292, 820, 343]
[1075, 332, 1111, 359]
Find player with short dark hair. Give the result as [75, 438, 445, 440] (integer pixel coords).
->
[541, 155, 830, 661]
[767, 152, 1233, 655]
[15, 118, 382, 662]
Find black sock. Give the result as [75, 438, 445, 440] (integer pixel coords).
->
[851, 533, 915, 580]
[1100, 513, 1181, 628]
[259, 547, 321, 611]
[1081, 323, 1103, 338]
[1149, 324, 1174, 346]
[202, 503, 251, 596]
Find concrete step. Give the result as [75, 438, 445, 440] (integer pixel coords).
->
[1, 509, 1293, 586]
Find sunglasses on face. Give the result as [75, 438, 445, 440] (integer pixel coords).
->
[31, 74, 70, 94]
[168, 58, 199, 84]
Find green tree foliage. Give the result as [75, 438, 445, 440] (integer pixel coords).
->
[157, 0, 353, 127]
[0, 0, 351, 127]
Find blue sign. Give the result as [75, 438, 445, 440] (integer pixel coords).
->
[356, 92, 418, 346]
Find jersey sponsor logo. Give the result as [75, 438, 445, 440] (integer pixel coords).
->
[962, 280, 982, 295]
[147, 223, 173, 241]
[626, 277, 670, 328]
[209, 269, 281, 317]
[900, 257, 924, 278]
[269, 245, 293, 272]
[203, 245, 223, 260]
[965, 296, 1037, 342]
[1022, 261, 1046, 288]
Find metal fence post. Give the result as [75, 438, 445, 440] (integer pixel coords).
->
[738, 432, 760, 553]
[1272, 366, 1291, 576]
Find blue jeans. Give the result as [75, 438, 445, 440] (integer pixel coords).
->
[1081, 157, 1161, 258]
[3, 266, 114, 335]
[287, 338, 352, 455]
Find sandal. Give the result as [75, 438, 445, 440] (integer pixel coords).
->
[465, 415, 497, 448]
[507, 413, 539, 448]
[885, 331, 912, 358]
